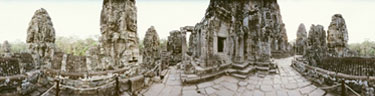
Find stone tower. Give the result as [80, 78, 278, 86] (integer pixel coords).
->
[26, 8, 56, 69]
[327, 14, 349, 57]
[99, 0, 140, 72]
[305, 25, 327, 66]
[295, 23, 307, 55]
[143, 26, 161, 70]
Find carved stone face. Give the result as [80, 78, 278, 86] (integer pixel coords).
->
[127, 10, 137, 32]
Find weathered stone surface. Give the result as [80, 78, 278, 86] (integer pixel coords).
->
[12, 53, 34, 74]
[0, 58, 20, 76]
[1, 41, 12, 57]
[65, 54, 87, 72]
[26, 8, 56, 69]
[142, 26, 161, 72]
[99, 0, 140, 75]
[130, 75, 145, 92]
[167, 29, 187, 66]
[305, 25, 327, 66]
[86, 46, 105, 71]
[327, 14, 350, 57]
[295, 23, 307, 55]
[188, 0, 286, 67]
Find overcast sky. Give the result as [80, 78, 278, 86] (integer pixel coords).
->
[0, 0, 374, 44]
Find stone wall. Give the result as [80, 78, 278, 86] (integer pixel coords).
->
[12, 53, 34, 74]
[0, 53, 34, 76]
[318, 57, 375, 76]
[0, 58, 20, 76]
[292, 57, 375, 96]
[86, 46, 107, 71]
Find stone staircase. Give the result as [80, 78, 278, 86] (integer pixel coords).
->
[181, 60, 278, 84]
[181, 64, 231, 84]
[230, 61, 255, 79]
[255, 61, 278, 78]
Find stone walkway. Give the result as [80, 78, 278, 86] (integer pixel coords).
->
[142, 57, 328, 96]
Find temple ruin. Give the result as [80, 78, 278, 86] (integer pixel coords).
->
[0, 0, 374, 96]
[292, 14, 375, 96]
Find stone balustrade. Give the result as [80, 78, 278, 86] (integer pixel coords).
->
[292, 57, 375, 95]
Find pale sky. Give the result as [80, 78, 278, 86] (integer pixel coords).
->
[0, 0, 374, 44]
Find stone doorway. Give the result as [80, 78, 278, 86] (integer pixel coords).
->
[217, 37, 226, 53]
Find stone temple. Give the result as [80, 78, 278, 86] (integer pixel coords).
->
[0, 0, 374, 96]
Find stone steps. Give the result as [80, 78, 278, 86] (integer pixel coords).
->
[231, 66, 255, 75]
[269, 69, 277, 74]
[232, 63, 249, 70]
[230, 65, 255, 79]
[238, 66, 255, 74]
[256, 66, 270, 71]
[182, 61, 278, 84]
[231, 73, 247, 79]
[182, 69, 227, 84]
[255, 61, 271, 67]
[257, 71, 268, 78]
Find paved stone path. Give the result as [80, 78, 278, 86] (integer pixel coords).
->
[142, 57, 328, 96]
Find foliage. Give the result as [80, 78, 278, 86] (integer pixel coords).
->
[159, 38, 168, 51]
[55, 36, 98, 56]
[1, 36, 169, 56]
[0, 40, 27, 53]
[10, 40, 28, 53]
[139, 39, 144, 54]
[349, 39, 375, 56]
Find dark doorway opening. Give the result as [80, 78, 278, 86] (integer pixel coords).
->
[218, 37, 226, 52]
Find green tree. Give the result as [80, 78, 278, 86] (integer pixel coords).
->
[349, 39, 375, 56]
[159, 39, 168, 51]
[10, 40, 27, 53]
[55, 36, 98, 56]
